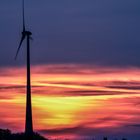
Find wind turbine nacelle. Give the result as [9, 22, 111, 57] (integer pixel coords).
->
[22, 31, 32, 36]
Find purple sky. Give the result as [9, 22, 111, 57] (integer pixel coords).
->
[0, 0, 140, 67]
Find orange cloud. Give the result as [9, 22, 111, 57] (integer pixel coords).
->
[0, 64, 140, 138]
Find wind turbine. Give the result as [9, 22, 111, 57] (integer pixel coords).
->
[15, 0, 33, 135]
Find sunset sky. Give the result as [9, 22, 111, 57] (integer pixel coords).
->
[0, 65, 140, 139]
[0, 0, 140, 140]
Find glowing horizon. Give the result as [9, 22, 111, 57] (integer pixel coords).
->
[0, 64, 140, 139]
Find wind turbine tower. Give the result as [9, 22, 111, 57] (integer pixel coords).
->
[15, 0, 33, 135]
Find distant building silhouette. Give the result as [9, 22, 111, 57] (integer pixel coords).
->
[103, 137, 108, 140]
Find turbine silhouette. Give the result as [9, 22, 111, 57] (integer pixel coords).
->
[15, 0, 33, 135]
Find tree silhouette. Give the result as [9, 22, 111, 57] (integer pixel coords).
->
[0, 129, 47, 140]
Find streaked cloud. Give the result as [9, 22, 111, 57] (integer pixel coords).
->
[0, 64, 140, 139]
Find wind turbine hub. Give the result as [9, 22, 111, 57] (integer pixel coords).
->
[22, 31, 32, 36]
[26, 31, 32, 36]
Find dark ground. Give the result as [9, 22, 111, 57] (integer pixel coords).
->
[0, 129, 128, 140]
[0, 129, 47, 140]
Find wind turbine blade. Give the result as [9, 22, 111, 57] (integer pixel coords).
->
[15, 34, 26, 60]
[22, 0, 25, 31]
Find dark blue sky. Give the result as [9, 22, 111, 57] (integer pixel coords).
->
[0, 0, 140, 67]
